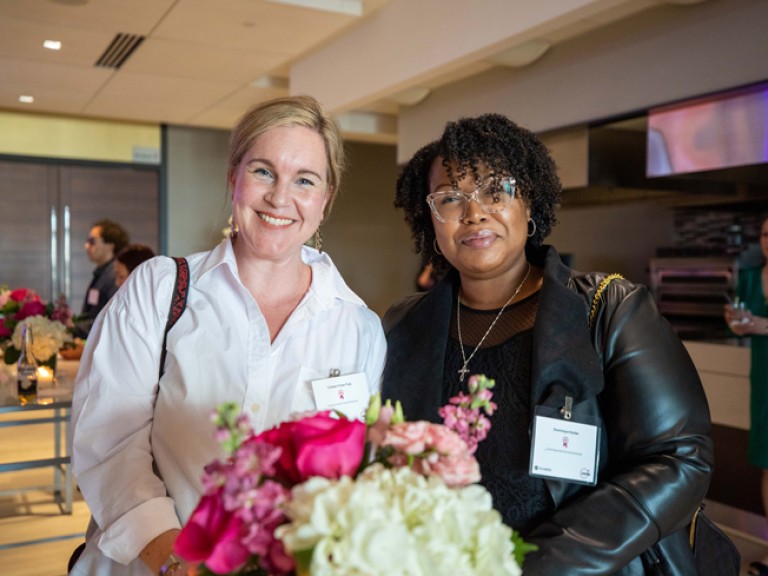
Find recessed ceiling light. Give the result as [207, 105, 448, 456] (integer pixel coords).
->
[44, 40, 62, 50]
[390, 86, 431, 106]
[490, 39, 552, 68]
[19, 95, 34, 104]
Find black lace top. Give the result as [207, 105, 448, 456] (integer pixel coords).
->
[443, 291, 554, 534]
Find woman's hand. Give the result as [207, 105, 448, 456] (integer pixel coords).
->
[724, 304, 768, 336]
[139, 529, 188, 575]
[724, 303, 753, 335]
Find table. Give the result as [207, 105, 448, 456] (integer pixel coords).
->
[0, 400, 73, 514]
[0, 358, 79, 515]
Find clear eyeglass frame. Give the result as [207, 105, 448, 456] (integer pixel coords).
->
[425, 176, 517, 223]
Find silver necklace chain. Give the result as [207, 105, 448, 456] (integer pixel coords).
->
[456, 263, 531, 382]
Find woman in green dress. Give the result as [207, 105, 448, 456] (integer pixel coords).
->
[725, 215, 768, 576]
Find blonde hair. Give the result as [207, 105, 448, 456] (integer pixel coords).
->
[227, 95, 345, 216]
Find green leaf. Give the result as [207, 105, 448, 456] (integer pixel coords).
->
[4, 346, 20, 365]
[292, 547, 315, 573]
[510, 530, 538, 568]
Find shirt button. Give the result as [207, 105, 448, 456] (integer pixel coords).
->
[251, 403, 260, 413]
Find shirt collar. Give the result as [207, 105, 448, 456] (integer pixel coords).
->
[302, 245, 365, 309]
[193, 239, 366, 309]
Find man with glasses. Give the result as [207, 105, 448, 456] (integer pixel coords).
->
[73, 219, 129, 338]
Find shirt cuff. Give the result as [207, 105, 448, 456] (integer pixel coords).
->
[98, 496, 181, 565]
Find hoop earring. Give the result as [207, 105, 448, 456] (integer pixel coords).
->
[314, 228, 323, 253]
[433, 238, 443, 256]
[230, 216, 239, 241]
[527, 218, 536, 238]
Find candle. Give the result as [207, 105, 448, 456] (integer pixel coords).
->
[37, 366, 54, 388]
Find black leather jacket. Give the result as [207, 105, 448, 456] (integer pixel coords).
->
[382, 245, 713, 575]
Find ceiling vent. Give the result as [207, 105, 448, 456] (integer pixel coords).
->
[95, 33, 145, 69]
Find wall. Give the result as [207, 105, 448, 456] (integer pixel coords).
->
[0, 110, 159, 164]
[323, 142, 419, 316]
[548, 201, 675, 286]
[164, 125, 231, 256]
[398, 0, 768, 163]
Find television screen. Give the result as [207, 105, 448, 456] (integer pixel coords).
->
[647, 83, 768, 177]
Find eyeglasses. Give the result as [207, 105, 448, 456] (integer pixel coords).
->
[426, 177, 517, 223]
[85, 236, 101, 246]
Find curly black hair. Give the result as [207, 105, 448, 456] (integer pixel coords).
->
[395, 113, 561, 272]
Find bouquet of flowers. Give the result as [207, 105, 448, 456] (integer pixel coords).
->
[175, 375, 536, 576]
[0, 286, 74, 366]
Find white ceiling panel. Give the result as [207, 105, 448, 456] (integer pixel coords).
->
[0, 0, 716, 140]
[83, 72, 240, 124]
[0, 0, 175, 33]
[121, 38, 285, 84]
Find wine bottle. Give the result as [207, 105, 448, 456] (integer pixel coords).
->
[17, 323, 38, 405]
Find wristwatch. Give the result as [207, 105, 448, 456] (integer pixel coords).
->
[159, 553, 182, 575]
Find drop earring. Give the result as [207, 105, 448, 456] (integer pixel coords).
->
[314, 228, 323, 253]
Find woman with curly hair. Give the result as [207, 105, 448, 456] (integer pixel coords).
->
[382, 113, 715, 574]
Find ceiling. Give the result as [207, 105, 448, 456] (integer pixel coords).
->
[0, 0, 713, 144]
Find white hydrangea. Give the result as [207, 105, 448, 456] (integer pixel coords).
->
[277, 464, 522, 576]
[11, 316, 72, 363]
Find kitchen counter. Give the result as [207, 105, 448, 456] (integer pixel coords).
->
[683, 340, 751, 430]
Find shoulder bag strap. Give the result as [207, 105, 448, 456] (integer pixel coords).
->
[587, 273, 624, 331]
[158, 257, 189, 380]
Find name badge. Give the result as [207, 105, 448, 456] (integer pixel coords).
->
[311, 372, 370, 421]
[529, 398, 600, 486]
[87, 288, 100, 306]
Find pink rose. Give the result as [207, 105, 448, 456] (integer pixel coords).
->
[174, 493, 250, 574]
[9, 288, 36, 302]
[16, 300, 46, 319]
[255, 411, 366, 484]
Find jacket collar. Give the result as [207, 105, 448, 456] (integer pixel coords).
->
[529, 245, 604, 409]
[382, 245, 603, 420]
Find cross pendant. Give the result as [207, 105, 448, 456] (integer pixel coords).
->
[458, 366, 470, 382]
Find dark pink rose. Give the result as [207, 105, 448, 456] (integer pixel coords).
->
[255, 411, 366, 484]
[174, 493, 249, 574]
[16, 300, 46, 319]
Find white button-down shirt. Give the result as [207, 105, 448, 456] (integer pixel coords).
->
[71, 240, 386, 574]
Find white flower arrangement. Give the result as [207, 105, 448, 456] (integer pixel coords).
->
[277, 463, 523, 576]
[11, 315, 72, 363]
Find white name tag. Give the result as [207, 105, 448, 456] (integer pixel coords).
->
[87, 288, 100, 306]
[311, 372, 369, 421]
[530, 410, 600, 485]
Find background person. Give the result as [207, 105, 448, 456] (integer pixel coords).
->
[724, 214, 768, 576]
[72, 219, 129, 338]
[70, 96, 386, 575]
[114, 243, 156, 288]
[381, 113, 713, 574]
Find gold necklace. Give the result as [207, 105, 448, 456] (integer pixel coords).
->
[456, 263, 531, 382]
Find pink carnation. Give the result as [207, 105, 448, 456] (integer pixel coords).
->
[383, 422, 481, 487]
